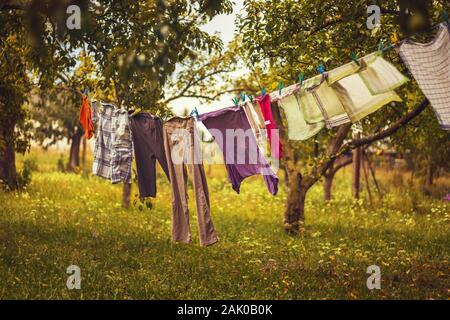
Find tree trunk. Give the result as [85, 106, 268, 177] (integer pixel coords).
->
[81, 136, 87, 167]
[426, 157, 434, 186]
[122, 183, 131, 209]
[362, 157, 373, 205]
[0, 121, 18, 190]
[284, 169, 306, 234]
[352, 133, 362, 199]
[67, 131, 82, 171]
[324, 170, 334, 201]
[269, 100, 306, 233]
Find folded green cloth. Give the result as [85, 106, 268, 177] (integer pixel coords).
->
[278, 93, 324, 141]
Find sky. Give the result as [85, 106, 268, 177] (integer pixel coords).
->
[168, 0, 246, 116]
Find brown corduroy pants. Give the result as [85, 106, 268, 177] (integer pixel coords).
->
[163, 117, 218, 247]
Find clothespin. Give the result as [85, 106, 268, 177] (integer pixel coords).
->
[189, 107, 199, 118]
[390, 33, 399, 45]
[248, 95, 254, 102]
[232, 97, 240, 107]
[260, 87, 267, 97]
[351, 51, 360, 66]
[240, 93, 246, 102]
[83, 87, 89, 96]
[377, 40, 384, 52]
[442, 10, 449, 23]
[130, 108, 142, 117]
[298, 73, 305, 86]
[278, 82, 284, 96]
[317, 64, 326, 74]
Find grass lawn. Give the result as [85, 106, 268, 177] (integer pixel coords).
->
[0, 150, 448, 299]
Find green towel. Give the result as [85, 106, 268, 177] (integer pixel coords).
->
[278, 93, 324, 141]
[359, 52, 409, 95]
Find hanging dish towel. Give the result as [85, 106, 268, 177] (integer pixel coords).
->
[298, 73, 351, 129]
[331, 73, 403, 122]
[277, 87, 324, 140]
[398, 23, 450, 130]
[358, 52, 409, 95]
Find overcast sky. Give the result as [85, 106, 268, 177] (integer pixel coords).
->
[168, 0, 246, 115]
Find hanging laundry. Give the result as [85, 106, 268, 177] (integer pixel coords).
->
[79, 96, 94, 139]
[92, 102, 134, 183]
[398, 23, 450, 130]
[358, 52, 409, 95]
[92, 102, 114, 180]
[242, 100, 268, 153]
[111, 108, 133, 184]
[300, 73, 351, 129]
[276, 87, 324, 141]
[129, 112, 170, 198]
[331, 73, 403, 122]
[163, 117, 218, 247]
[198, 107, 279, 195]
[256, 94, 283, 159]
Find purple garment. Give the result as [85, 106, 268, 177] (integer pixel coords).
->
[198, 107, 278, 195]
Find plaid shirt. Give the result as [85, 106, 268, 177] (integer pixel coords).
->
[111, 108, 133, 184]
[92, 102, 133, 183]
[398, 23, 450, 130]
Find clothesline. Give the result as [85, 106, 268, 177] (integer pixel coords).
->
[263, 15, 449, 101]
[77, 17, 450, 247]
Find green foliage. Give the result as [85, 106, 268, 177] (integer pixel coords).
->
[0, 0, 234, 186]
[16, 158, 38, 189]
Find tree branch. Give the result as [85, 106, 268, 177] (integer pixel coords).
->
[331, 156, 353, 175]
[311, 98, 429, 187]
[165, 88, 249, 104]
[0, 4, 27, 11]
[347, 98, 429, 150]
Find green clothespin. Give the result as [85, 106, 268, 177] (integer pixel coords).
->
[248, 95, 254, 102]
[232, 97, 240, 107]
[278, 82, 284, 95]
[298, 73, 305, 86]
[377, 40, 384, 52]
[442, 11, 449, 23]
[351, 51, 360, 66]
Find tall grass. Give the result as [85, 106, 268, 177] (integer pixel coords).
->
[0, 149, 448, 299]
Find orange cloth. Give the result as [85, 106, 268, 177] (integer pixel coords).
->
[79, 96, 94, 139]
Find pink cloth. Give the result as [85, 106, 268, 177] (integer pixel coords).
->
[256, 94, 282, 159]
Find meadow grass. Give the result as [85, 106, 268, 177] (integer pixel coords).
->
[0, 149, 448, 299]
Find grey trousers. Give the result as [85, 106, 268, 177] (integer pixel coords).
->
[163, 117, 218, 247]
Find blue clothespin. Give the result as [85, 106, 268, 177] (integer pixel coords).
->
[83, 87, 89, 96]
[317, 64, 326, 74]
[232, 97, 240, 107]
[442, 11, 449, 23]
[351, 51, 360, 66]
[298, 73, 305, 86]
[278, 82, 284, 95]
[240, 93, 246, 102]
[261, 87, 267, 97]
[189, 107, 199, 118]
